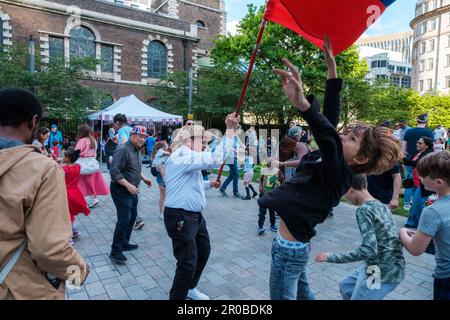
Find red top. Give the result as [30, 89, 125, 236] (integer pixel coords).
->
[63, 164, 90, 220]
[51, 145, 59, 160]
[412, 153, 421, 188]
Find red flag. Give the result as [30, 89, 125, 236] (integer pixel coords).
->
[264, 0, 396, 55]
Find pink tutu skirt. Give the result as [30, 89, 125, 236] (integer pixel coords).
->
[78, 171, 110, 197]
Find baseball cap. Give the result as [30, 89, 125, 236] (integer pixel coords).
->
[417, 113, 428, 124]
[288, 126, 302, 138]
[131, 125, 148, 136]
[51, 124, 57, 128]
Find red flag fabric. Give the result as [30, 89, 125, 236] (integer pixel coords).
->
[264, 0, 396, 55]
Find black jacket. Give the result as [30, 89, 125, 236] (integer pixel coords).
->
[258, 79, 353, 243]
[403, 149, 434, 198]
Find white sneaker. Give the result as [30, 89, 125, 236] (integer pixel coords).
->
[88, 198, 99, 208]
[187, 288, 210, 300]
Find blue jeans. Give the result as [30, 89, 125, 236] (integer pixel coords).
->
[220, 163, 239, 195]
[110, 183, 138, 254]
[269, 240, 315, 300]
[406, 186, 427, 228]
[403, 165, 413, 207]
[339, 264, 399, 300]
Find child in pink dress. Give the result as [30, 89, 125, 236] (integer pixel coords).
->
[62, 148, 91, 238]
[75, 124, 109, 208]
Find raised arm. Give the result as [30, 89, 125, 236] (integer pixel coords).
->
[322, 34, 343, 128]
[273, 58, 345, 182]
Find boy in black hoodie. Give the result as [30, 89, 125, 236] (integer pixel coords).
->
[260, 37, 402, 300]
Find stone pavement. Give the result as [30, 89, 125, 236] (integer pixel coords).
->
[68, 172, 435, 300]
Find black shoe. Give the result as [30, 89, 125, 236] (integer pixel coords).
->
[109, 252, 127, 264]
[258, 227, 265, 236]
[241, 195, 251, 200]
[252, 193, 258, 198]
[133, 219, 145, 230]
[122, 244, 139, 251]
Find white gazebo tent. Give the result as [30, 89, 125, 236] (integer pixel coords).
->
[89, 94, 183, 125]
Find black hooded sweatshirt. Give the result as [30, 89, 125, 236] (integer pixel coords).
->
[258, 79, 353, 243]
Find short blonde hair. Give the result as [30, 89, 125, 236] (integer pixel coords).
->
[170, 125, 213, 151]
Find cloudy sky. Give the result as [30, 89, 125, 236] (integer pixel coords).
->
[225, 0, 415, 36]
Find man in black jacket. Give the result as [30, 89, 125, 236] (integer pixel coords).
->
[261, 36, 402, 300]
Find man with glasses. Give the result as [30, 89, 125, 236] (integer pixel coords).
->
[109, 126, 152, 264]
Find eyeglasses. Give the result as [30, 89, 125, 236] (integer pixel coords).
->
[417, 141, 424, 145]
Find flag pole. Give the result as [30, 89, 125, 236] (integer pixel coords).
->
[216, 18, 268, 183]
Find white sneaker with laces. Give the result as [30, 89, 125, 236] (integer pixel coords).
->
[187, 288, 210, 300]
[89, 198, 99, 208]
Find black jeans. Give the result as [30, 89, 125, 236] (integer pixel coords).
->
[164, 207, 211, 300]
[434, 277, 450, 300]
[110, 183, 138, 254]
[258, 194, 276, 228]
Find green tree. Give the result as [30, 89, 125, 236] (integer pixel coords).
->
[411, 94, 450, 128]
[147, 67, 243, 128]
[0, 45, 108, 121]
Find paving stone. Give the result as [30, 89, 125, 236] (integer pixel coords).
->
[85, 281, 106, 297]
[69, 291, 90, 300]
[104, 283, 128, 299]
[125, 285, 148, 300]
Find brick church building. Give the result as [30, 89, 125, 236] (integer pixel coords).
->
[0, 0, 226, 102]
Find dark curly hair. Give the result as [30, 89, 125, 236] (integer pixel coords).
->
[64, 147, 81, 164]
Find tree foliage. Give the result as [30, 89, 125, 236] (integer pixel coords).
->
[0, 45, 108, 121]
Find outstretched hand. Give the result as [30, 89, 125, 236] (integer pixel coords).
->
[323, 34, 337, 79]
[210, 180, 221, 189]
[225, 113, 240, 130]
[273, 59, 310, 112]
[315, 252, 328, 263]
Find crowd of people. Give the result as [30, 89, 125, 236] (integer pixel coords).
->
[0, 37, 449, 301]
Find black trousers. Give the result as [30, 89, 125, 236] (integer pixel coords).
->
[163, 207, 211, 300]
[434, 277, 450, 300]
[258, 194, 276, 228]
[110, 183, 138, 254]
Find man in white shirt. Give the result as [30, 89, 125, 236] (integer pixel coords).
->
[163, 113, 239, 300]
[434, 124, 447, 142]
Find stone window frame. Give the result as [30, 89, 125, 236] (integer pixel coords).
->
[0, 8, 13, 49]
[196, 20, 207, 29]
[39, 22, 122, 81]
[141, 34, 173, 85]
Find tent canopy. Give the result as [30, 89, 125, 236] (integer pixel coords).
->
[89, 95, 183, 124]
